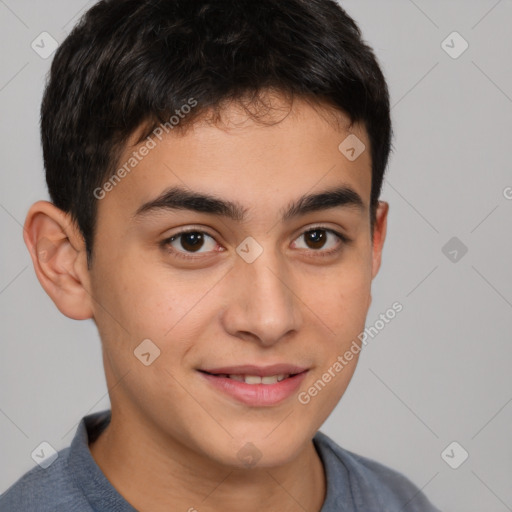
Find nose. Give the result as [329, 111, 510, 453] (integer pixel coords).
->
[221, 249, 302, 347]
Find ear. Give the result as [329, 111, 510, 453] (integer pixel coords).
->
[371, 200, 389, 280]
[23, 200, 94, 320]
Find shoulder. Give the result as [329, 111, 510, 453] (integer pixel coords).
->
[0, 447, 91, 512]
[313, 431, 442, 512]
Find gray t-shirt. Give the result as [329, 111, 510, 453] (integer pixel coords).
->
[0, 410, 441, 511]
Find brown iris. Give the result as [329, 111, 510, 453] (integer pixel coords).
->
[179, 232, 205, 252]
[304, 229, 327, 250]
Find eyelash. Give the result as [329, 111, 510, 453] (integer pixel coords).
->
[161, 226, 351, 261]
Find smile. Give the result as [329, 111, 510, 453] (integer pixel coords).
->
[198, 367, 309, 406]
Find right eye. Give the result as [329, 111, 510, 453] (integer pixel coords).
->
[162, 229, 221, 259]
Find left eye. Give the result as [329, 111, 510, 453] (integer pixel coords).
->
[292, 228, 344, 252]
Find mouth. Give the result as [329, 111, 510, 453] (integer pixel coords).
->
[197, 364, 309, 406]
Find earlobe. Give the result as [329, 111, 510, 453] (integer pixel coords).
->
[371, 201, 389, 280]
[23, 200, 94, 320]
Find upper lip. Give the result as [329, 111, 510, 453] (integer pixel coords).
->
[198, 364, 309, 377]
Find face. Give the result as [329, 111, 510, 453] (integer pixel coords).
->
[87, 96, 387, 468]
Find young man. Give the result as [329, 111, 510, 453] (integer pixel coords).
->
[1, 0, 442, 510]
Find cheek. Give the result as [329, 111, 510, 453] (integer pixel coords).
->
[93, 259, 227, 374]
[94, 255, 198, 335]
[311, 265, 372, 340]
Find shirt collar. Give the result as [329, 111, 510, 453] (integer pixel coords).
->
[67, 409, 137, 512]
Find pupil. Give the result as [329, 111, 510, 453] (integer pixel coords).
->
[182, 232, 204, 252]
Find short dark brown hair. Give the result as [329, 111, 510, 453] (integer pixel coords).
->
[41, 0, 392, 266]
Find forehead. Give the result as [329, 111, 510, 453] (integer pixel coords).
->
[96, 96, 372, 226]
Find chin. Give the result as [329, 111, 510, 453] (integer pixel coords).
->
[215, 428, 308, 470]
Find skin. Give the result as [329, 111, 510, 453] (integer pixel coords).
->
[23, 94, 388, 512]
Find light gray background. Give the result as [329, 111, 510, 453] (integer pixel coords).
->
[1, 1, 511, 511]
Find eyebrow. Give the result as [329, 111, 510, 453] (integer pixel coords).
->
[133, 184, 365, 222]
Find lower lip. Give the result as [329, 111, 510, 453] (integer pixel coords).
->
[199, 371, 308, 406]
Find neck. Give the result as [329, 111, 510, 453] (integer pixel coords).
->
[89, 407, 326, 512]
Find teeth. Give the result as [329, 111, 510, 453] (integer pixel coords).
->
[226, 374, 290, 384]
[244, 375, 263, 384]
